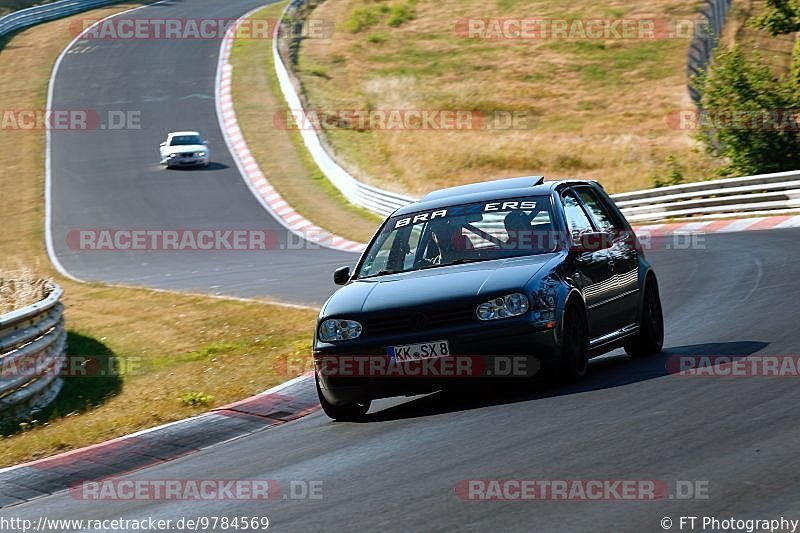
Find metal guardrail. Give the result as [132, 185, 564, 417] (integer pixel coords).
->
[0, 0, 118, 39]
[0, 283, 66, 419]
[687, 0, 731, 103]
[611, 170, 800, 222]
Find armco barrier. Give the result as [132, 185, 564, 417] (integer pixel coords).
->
[0, 282, 67, 420]
[0, 0, 119, 39]
[687, 0, 732, 103]
[612, 170, 800, 222]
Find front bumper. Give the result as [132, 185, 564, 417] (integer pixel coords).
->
[163, 155, 209, 167]
[314, 316, 561, 404]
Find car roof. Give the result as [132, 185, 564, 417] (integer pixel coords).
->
[391, 177, 599, 216]
[168, 131, 201, 137]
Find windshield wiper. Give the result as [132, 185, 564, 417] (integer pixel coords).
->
[439, 258, 485, 268]
[415, 257, 484, 271]
[361, 269, 399, 279]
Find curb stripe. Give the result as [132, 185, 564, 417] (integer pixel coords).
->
[213, 12, 365, 254]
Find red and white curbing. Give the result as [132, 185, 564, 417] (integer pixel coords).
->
[215, 21, 366, 254]
[633, 215, 800, 238]
[0, 372, 318, 507]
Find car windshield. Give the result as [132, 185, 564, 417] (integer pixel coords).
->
[170, 135, 203, 146]
[357, 196, 558, 278]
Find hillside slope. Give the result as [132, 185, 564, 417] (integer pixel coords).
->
[295, 0, 721, 195]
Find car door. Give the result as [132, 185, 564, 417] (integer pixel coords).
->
[560, 189, 616, 340]
[574, 186, 639, 329]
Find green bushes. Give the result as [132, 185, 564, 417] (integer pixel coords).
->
[346, 1, 416, 33]
[695, 1, 800, 177]
[696, 43, 800, 176]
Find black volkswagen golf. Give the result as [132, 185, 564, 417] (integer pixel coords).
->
[314, 177, 663, 420]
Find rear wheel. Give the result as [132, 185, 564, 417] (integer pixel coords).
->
[559, 303, 589, 382]
[624, 277, 664, 357]
[315, 372, 371, 421]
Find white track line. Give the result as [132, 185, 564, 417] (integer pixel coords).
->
[45, 2, 172, 282]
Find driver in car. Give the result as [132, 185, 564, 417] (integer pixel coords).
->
[423, 218, 473, 265]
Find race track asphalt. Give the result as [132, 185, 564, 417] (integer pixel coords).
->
[33, 0, 800, 529]
[48, 0, 358, 306]
[4, 228, 800, 531]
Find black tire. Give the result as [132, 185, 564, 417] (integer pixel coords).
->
[559, 302, 589, 382]
[315, 372, 371, 421]
[624, 276, 664, 357]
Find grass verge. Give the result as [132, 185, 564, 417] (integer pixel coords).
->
[229, 1, 381, 243]
[0, 4, 317, 467]
[295, 0, 725, 195]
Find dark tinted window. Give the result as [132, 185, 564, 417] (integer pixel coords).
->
[357, 196, 556, 278]
[562, 191, 593, 234]
[575, 187, 620, 232]
[170, 135, 203, 146]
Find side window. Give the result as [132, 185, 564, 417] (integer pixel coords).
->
[561, 191, 594, 235]
[575, 188, 621, 232]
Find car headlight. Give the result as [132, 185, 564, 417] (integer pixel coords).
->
[318, 319, 363, 342]
[169, 153, 178, 158]
[197, 151, 207, 157]
[476, 293, 529, 321]
[532, 276, 558, 309]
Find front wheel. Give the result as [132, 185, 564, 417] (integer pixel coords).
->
[315, 372, 371, 421]
[625, 277, 664, 357]
[558, 303, 589, 382]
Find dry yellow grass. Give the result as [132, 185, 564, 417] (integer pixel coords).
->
[0, 269, 51, 314]
[295, 0, 724, 195]
[0, 5, 316, 467]
[230, 2, 381, 243]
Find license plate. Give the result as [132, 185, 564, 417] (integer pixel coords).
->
[388, 340, 450, 363]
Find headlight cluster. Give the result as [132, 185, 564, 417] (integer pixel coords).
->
[476, 293, 529, 321]
[530, 276, 559, 324]
[318, 319, 362, 342]
[169, 153, 178, 158]
[532, 275, 559, 309]
[197, 151, 207, 157]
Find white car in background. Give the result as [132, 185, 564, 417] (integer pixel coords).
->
[159, 131, 210, 168]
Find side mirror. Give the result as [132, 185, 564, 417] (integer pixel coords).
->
[203, 140, 209, 145]
[571, 231, 613, 253]
[333, 266, 351, 286]
[160, 142, 167, 147]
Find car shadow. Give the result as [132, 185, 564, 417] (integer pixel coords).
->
[355, 341, 769, 423]
[167, 162, 229, 171]
[0, 332, 123, 435]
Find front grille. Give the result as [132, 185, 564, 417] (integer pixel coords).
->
[181, 152, 194, 158]
[363, 308, 476, 336]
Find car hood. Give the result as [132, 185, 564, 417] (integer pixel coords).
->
[163, 144, 207, 154]
[322, 253, 559, 316]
